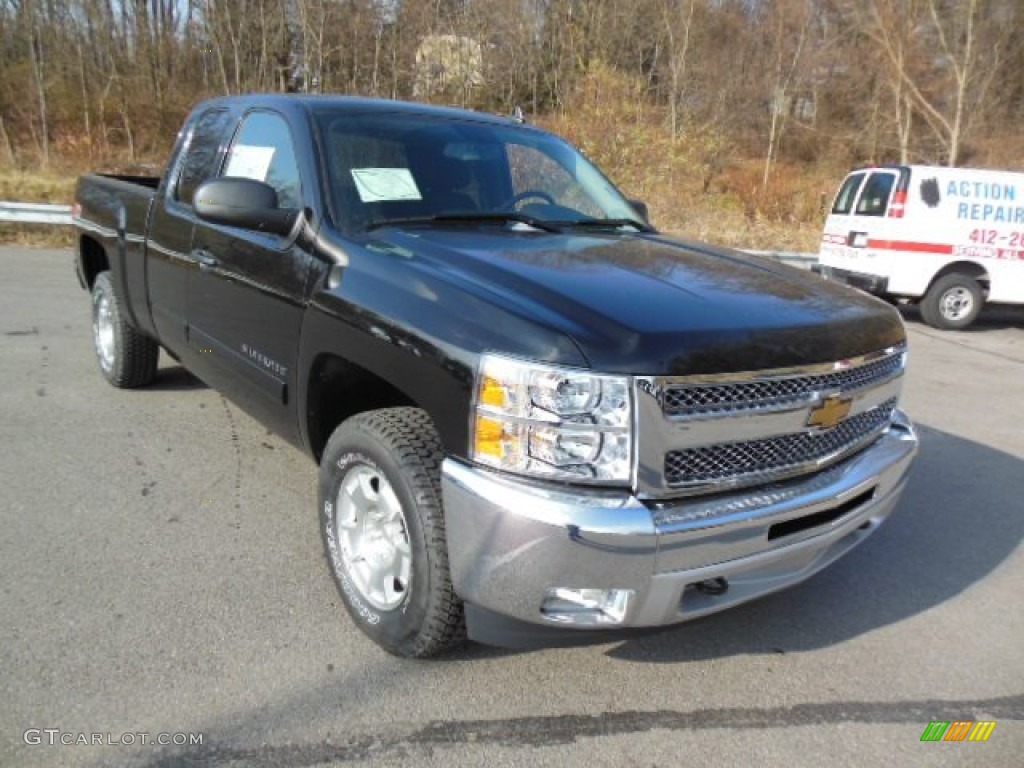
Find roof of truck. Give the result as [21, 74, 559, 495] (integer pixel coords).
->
[190, 93, 535, 130]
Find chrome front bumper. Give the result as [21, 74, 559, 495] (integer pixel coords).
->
[441, 411, 918, 643]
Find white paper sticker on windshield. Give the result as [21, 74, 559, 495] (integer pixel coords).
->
[351, 168, 422, 202]
[225, 145, 276, 181]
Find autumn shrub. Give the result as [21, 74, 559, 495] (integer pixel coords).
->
[534, 62, 822, 250]
[715, 162, 831, 225]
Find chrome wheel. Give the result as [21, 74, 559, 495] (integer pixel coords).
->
[93, 290, 115, 373]
[939, 286, 974, 321]
[334, 464, 412, 611]
[319, 409, 465, 656]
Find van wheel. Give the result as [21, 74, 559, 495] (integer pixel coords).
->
[319, 408, 465, 657]
[91, 272, 159, 387]
[920, 273, 983, 330]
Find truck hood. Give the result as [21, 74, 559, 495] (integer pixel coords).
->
[363, 227, 905, 375]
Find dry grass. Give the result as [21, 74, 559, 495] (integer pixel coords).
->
[0, 169, 77, 246]
[0, 223, 74, 247]
[0, 168, 76, 204]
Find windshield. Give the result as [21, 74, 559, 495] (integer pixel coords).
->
[315, 110, 643, 232]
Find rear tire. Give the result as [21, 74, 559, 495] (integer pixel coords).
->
[91, 272, 159, 387]
[319, 407, 465, 657]
[919, 273, 983, 330]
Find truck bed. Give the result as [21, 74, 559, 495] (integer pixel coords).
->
[74, 173, 163, 332]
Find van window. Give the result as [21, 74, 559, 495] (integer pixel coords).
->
[855, 172, 896, 217]
[831, 173, 864, 215]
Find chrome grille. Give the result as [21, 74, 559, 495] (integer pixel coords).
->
[662, 350, 904, 417]
[663, 398, 898, 488]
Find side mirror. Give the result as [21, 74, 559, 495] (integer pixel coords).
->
[193, 178, 298, 237]
[628, 198, 650, 223]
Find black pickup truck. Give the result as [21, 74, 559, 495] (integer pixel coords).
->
[74, 94, 918, 657]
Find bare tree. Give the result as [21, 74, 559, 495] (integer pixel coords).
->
[0, 0, 1019, 178]
[852, 0, 1006, 166]
[661, 0, 698, 138]
[760, 0, 814, 187]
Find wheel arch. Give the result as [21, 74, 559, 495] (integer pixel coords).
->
[78, 234, 110, 289]
[304, 352, 421, 462]
[925, 260, 990, 296]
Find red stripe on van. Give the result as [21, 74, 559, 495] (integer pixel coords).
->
[867, 239, 953, 254]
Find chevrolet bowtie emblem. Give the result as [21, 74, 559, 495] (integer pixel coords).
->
[807, 395, 853, 429]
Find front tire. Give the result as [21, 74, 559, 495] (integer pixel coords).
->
[91, 272, 159, 387]
[319, 408, 465, 657]
[919, 273, 983, 330]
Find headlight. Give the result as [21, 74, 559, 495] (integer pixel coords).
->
[471, 354, 633, 484]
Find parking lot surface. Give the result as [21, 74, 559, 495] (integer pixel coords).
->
[1, 248, 1021, 767]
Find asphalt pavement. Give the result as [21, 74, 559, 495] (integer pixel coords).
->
[1, 247, 1022, 767]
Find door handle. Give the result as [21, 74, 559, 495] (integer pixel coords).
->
[191, 248, 219, 269]
[847, 231, 869, 248]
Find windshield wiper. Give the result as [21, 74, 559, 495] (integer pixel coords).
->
[365, 212, 562, 234]
[558, 217, 653, 233]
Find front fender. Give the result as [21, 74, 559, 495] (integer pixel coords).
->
[295, 245, 588, 458]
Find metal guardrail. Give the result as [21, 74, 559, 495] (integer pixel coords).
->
[0, 201, 73, 225]
[0, 200, 820, 268]
[742, 249, 818, 269]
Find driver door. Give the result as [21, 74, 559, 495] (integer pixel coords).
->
[186, 109, 312, 441]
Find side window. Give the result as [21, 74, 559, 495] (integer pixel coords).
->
[831, 173, 865, 215]
[175, 109, 233, 205]
[855, 172, 896, 217]
[223, 112, 302, 209]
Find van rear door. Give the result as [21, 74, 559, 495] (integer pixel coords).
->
[820, 167, 908, 276]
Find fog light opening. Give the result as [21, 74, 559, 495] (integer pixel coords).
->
[693, 577, 729, 596]
[540, 588, 634, 626]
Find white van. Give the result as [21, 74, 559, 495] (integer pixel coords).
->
[816, 164, 1024, 329]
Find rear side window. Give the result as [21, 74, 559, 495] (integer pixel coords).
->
[855, 172, 896, 217]
[831, 173, 864, 215]
[175, 109, 234, 205]
[223, 111, 302, 209]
